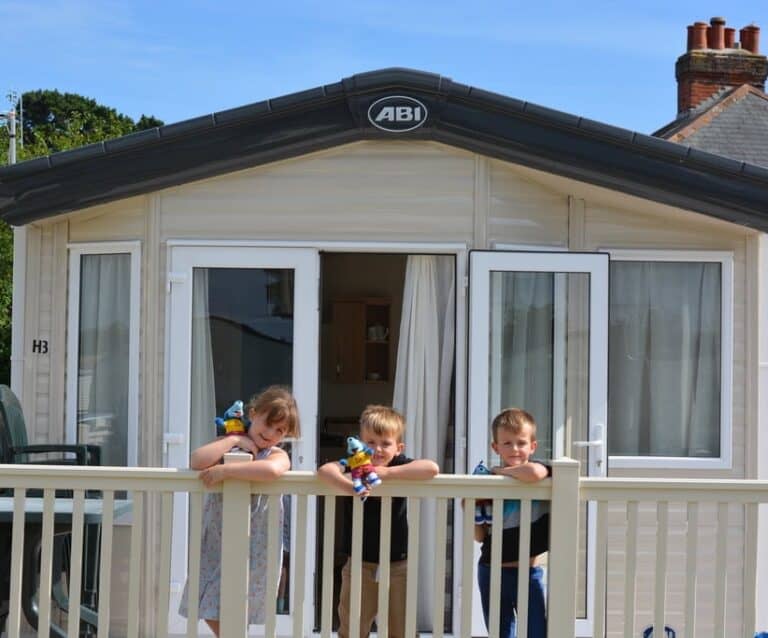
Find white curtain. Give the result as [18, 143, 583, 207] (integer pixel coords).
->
[78, 254, 131, 466]
[489, 271, 554, 459]
[190, 269, 217, 452]
[393, 255, 455, 630]
[609, 261, 721, 457]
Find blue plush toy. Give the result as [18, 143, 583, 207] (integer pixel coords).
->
[472, 460, 493, 525]
[339, 436, 382, 498]
[215, 400, 248, 436]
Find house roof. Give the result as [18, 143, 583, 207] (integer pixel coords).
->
[2, 68, 768, 230]
[655, 84, 768, 168]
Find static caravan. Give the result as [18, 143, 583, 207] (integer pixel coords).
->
[1, 69, 767, 637]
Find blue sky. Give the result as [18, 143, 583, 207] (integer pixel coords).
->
[2, 1, 766, 134]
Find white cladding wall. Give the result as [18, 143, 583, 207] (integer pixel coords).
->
[26, 140, 757, 635]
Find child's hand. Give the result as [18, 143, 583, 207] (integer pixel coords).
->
[491, 462, 548, 482]
[199, 464, 228, 488]
[372, 465, 389, 479]
[230, 435, 257, 453]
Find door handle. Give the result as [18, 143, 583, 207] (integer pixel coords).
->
[572, 423, 605, 468]
[572, 439, 603, 448]
[163, 432, 186, 454]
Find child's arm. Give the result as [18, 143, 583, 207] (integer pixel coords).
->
[491, 461, 549, 483]
[199, 447, 290, 487]
[474, 524, 488, 542]
[190, 434, 257, 470]
[317, 461, 364, 497]
[375, 459, 439, 480]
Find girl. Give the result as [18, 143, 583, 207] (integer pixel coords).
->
[179, 385, 300, 636]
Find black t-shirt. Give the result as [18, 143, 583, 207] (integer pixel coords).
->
[339, 454, 413, 563]
[478, 461, 552, 565]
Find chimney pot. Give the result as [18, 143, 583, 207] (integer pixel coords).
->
[692, 21, 708, 49]
[676, 18, 768, 115]
[708, 16, 725, 49]
[724, 27, 736, 48]
[740, 25, 759, 53]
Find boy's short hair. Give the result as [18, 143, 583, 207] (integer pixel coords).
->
[248, 385, 301, 438]
[491, 408, 537, 443]
[359, 405, 405, 442]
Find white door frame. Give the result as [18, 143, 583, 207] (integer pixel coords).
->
[165, 239, 468, 636]
[164, 243, 319, 636]
[66, 241, 142, 466]
[467, 250, 609, 637]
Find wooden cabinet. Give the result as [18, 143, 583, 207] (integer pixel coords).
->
[332, 298, 391, 383]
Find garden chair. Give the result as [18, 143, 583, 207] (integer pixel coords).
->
[0, 384, 101, 637]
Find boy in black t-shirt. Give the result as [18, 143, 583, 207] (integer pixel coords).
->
[317, 405, 439, 638]
[475, 408, 550, 638]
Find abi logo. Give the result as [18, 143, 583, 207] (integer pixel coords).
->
[367, 96, 428, 132]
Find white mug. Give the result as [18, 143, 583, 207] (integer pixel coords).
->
[370, 325, 388, 340]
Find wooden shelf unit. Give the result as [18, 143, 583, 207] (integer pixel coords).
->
[332, 297, 392, 383]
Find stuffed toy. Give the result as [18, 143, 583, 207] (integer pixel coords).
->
[340, 436, 382, 497]
[215, 400, 248, 436]
[472, 460, 493, 525]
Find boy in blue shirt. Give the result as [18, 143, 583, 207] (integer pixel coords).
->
[475, 408, 550, 638]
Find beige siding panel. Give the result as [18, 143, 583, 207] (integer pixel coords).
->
[32, 225, 53, 442]
[49, 222, 68, 442]
[732, 245, 747, 478]
[68, 196, 147, 242]
[488, 159, 569, 246]
[585, 201, 746, 250]
[159, 142, 475, 242]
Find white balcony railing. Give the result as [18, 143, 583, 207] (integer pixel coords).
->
[1, 461, 767, 638]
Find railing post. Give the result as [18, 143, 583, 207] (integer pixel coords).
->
[219, 480, 251, 637]
[548, 458, 580, 638]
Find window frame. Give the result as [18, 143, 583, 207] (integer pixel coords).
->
[66, 241, 141, 466]
[606, 249, 734, 470]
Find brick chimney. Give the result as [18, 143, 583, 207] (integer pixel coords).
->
[676, 17, 768, 115]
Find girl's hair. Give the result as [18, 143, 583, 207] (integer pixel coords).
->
[248, 386, 301, 438]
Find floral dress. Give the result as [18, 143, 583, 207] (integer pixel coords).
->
[179, 447, 283, 624]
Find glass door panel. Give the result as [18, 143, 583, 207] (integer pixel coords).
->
[189, 267, 295, 452]
[468, 251, 607, 637]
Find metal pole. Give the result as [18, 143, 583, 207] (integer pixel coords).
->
[8, 108, 16, 164]
[18, 94, 22, 148]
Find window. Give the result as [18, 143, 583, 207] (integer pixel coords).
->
[66, 242, 141, 466]
[607, 250, 733, 469]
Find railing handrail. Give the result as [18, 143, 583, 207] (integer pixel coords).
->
[3, 464, 768, 500]
[0, 465, 555, 498]
[581, 476, 768, 503]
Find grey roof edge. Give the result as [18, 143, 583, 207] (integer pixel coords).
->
[0, 67, 717, 179]
[2, 68, 768, 229]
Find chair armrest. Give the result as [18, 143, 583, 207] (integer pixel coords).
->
[10, 444, 101, 466]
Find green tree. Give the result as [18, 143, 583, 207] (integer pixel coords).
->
[0, 91, 163, 384]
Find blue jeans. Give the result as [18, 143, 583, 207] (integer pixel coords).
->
[477, 562, 547, 638]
